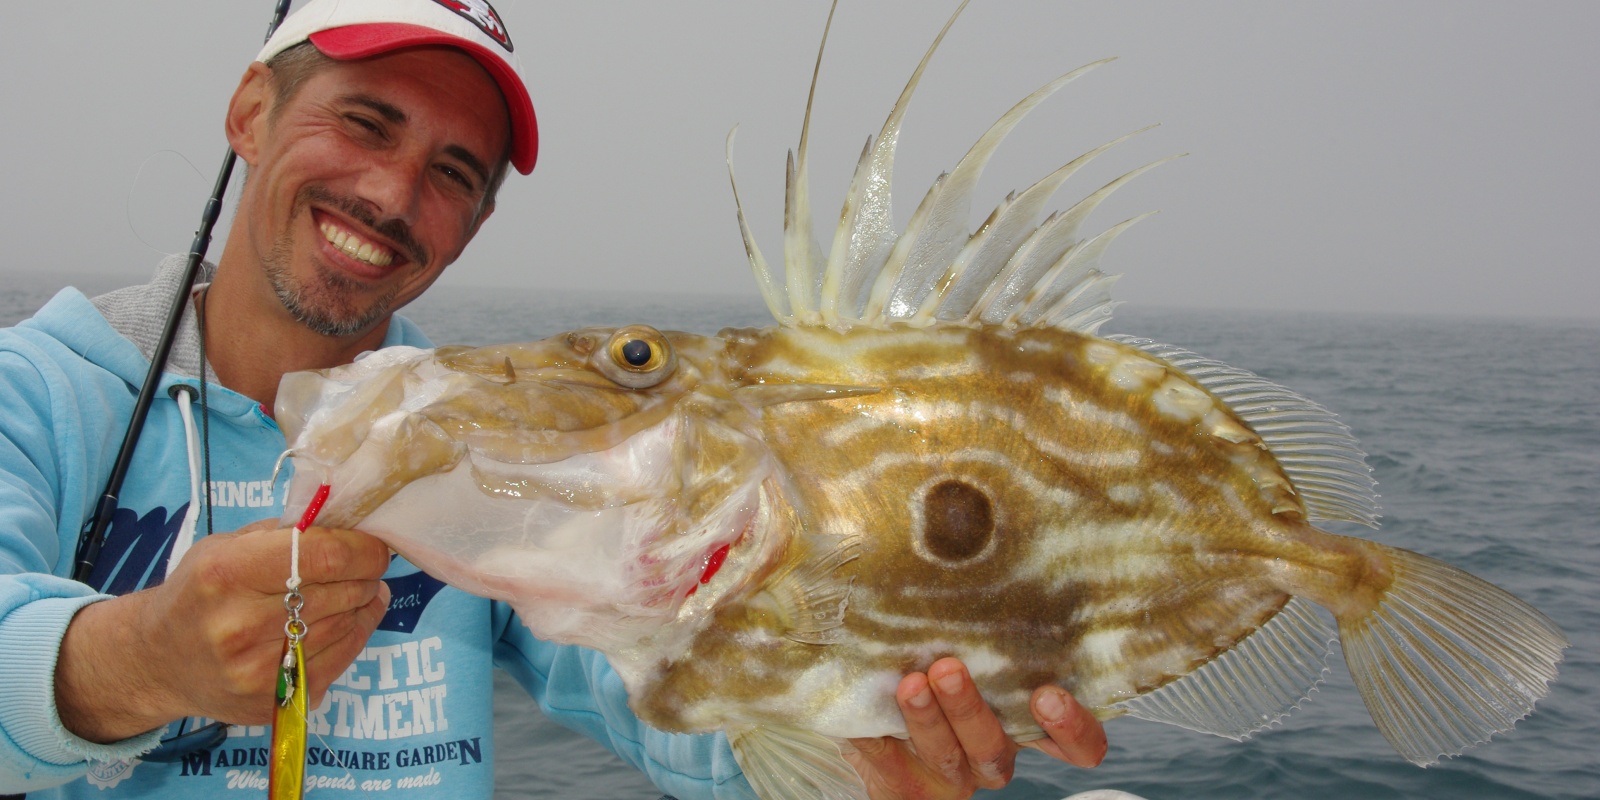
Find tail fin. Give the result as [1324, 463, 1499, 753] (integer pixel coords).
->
[1339, 545, 1568, 765]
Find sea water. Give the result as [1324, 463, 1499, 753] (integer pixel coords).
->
[5, 274, 1597, 799]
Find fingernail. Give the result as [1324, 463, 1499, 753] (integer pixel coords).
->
[907, 686, 933, 709]
[377, 581, 392, 606]
[935, 671, 964, 695]
[1036, 689, 1067, 723]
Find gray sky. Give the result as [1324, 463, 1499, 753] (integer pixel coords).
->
[3, 1, 1597, 321]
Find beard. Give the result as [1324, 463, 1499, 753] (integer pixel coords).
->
[262, 187, 427, 337]
[264, 239, 397, 337]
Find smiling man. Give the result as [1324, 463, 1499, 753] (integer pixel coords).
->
[0, 1, 1103, 798]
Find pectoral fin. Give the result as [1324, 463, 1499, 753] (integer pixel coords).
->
[727, 726, 867, 800]
[749, 536, 860, 645]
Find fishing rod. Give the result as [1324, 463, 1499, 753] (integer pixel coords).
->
[71, 0, 295, 584]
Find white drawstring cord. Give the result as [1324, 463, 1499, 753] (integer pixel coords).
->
[167, 385, 204, 574]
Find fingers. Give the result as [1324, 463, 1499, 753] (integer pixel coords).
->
[297, 575, 390, 627]
[838, 735, 918, 800]
[893, 672, 968, 786]
[847, 661, 1105, 800]
[138, 522, 393, 725]
[924, 658, 1015, 789]
[1025, 686, 1107, 768]
[249, 529, 392, 701]
[250, 525, 393, 587]
[301, 580, 392, 701]
[185, 524, 391, 595]
[296, 526, 394, 583]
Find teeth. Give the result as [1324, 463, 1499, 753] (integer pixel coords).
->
[319, 221, 394, 267]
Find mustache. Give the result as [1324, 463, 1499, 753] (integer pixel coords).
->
[303, 186, 429, 268]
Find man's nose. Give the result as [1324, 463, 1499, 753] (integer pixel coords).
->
[354, 153, 425, 224]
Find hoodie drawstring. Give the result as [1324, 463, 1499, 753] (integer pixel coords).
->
[166, 384, 204, 575]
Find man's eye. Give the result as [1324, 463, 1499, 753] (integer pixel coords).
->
[437, 164, 474, 191]
[346, 115, 382, 134]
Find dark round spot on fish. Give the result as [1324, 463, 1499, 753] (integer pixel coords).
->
[922, 480, 993, 561]
[621, 338, 653, 367]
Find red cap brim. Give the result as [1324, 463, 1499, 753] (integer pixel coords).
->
[311, 23, 537, 174]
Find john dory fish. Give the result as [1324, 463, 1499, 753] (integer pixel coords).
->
[275, 4, 1567, 797]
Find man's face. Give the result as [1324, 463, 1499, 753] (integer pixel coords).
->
[236, 47, 510, 337]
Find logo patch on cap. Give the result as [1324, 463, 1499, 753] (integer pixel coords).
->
[433, 0, 513, 53]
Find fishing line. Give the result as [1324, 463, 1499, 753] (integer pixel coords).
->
[123, 149, 206, 259]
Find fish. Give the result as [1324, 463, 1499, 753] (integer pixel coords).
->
[275, 3, 1568, 797]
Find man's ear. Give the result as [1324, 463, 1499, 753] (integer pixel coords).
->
[225, 62, 274, 166]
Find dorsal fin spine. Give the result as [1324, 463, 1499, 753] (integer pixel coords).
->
[1020, 213, 1150, 328]
[907, 200, 1010, 326]
[877, 58, 1115, 323]
[784, 1, 842, 325]
[811, 0, 970, 329]
[783, 150, 822, 323]
[1001, 212, 1148, 328]
[968, 155, 1178, 327]
[819, 136, 878, 325]
[757, 1, 1169, 337]
[1042, 273, 1124, 330]
[938, 125, 1155, 324]
[727, 128, 791, 323]
[862, 173, 948, 321]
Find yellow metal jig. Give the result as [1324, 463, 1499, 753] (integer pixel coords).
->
[267, 482, 329, 800]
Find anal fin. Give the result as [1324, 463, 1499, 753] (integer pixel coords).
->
[727, 726, 867, 800]
[1113, 597, 1335, 739]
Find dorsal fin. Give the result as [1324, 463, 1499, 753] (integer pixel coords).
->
[971, 156, 1179, 330]
[726, 2, 1173, 334]
[860, 58, 1114, 324]
[818, 1, 971, 325]
[912, 124, 1157, 327]
[1108, 336, 1382, 527]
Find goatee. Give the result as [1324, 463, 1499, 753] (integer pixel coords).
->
[263, 187, 426, 337]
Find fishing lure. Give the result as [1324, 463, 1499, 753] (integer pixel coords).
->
[268, 483, 329, 800]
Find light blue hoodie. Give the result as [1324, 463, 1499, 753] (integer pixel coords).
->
[0, 259, 752, 798]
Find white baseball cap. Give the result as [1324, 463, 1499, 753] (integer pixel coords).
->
[258, 0, 538, 174]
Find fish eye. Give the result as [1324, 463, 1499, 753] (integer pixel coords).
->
[619, 338, 654, 368]
[598, 326, 676, 389]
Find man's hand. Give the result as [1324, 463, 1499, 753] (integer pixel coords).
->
[842, 657, 1106, 799]
[55, 523, 392, 743]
